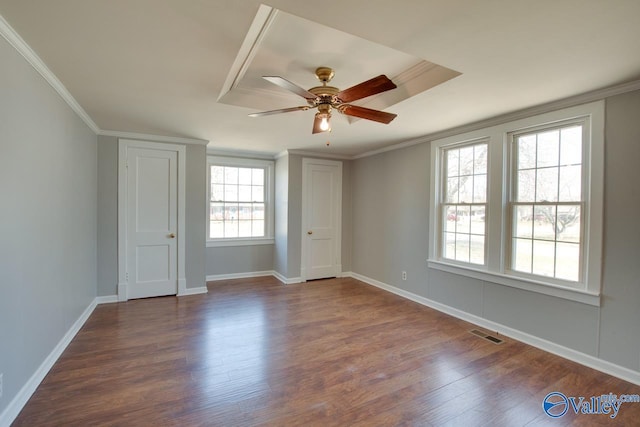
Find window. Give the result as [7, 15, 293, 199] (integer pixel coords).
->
[207, 156, 274, 246]
[441, 141, 488, 265]
[429, 101, 604, 305]
[509, 122, 584, 282]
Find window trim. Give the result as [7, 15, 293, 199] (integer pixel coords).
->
[428, 101, 604, 306]
[206, 156, 275, 247]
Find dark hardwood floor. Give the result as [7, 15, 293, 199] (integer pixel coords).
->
[13, 277, 640, 426]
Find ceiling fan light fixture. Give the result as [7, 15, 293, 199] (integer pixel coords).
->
[319, 113, 331, 131]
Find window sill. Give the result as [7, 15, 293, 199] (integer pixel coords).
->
[427, 259, 601, 306]
[207, 238, 275, 248]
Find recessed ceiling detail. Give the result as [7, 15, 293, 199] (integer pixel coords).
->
[218, 4, 461, 124]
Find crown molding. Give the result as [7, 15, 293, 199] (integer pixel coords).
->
[286, 149, 352, 160]
[354, 78, 640, 160]
[100, 130, 209, 146]
[207, 147, 276, 159]
[0, 13, 100, 134]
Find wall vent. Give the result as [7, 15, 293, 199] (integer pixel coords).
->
[469, 329, 504, 345]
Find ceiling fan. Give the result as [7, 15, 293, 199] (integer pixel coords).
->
[249, 67, 398, 134]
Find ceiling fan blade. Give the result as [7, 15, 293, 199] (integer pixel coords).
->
[336, 75, 397, 103]
[248, 106, 309, 117]
[263, 76, 317, 100]
[339, 105, 397, 124]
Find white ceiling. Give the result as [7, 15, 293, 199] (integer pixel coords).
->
[1, 0, 639, 157]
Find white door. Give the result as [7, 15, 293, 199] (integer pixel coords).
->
[125, 147, 178, 299]
[302, 158, 342, 281]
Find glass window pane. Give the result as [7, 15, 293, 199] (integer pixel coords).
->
[210, 203, 224, 221]
[532, 240, 555, 277]
[560, 126, 582, 166]
[252, 185, 264, 202]
[558, 165, 581, 201]
[474, 144, 488, 174]
[555, 242, 580, 281]
[210, 221, 223, 239]
[517, 169, 535, 202]
[514, 205, 533, 238]
[556, 205, 581, 243]
[224, 203, 238, 220]
[459, 146, 474, 176]
[459, 177, 473, 203]
[446, 177, 459, 203]
[455, 234, 470, 263]
[513, 238, 532, 273]
[252, 168, 264, 186]
[536, 167, 558, 202]
[224, 184, 238, 202]
[238, 203, 252, 220]
[517, 134, 536, 170]
[470, 207, 485, 235]
[238, 168, 252, 185]
[537, 130, 559, 168]
[447, 149, 459, 177]
[444, 206, 457, 232]
[238, 185, 251, 201]
[456, 206, 471, 234]
[224, 167, 238, 184]
[238, 220, 252, 238]
[224, 219, 238, 238]
[444, 232, 456, 260]
[473, 174, 486, 203]
[211, 166, 224, 183]
[533, 206, 555, 240]
[212, 184, 224, 201]
[253, 204, 265, 220]
[470, 235, 485, 264]
[252, 220, 265, 237]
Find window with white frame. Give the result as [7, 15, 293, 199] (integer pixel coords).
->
[207, 156, 274, 245]
[429, 101, 604, 304]
[440, 141, 488, 265]
[509, 122, 585, 282]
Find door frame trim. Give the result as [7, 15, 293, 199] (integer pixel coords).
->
[117, 139, 187, 301]
[300, 158, 343, 282]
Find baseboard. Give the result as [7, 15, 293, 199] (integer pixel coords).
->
[272, 271, 302, 284]
[206, 271, 274, 282]
[347, 272, 640, 386]
[178, 286, 208, 296]
[96, 295, 118, 304]
[0, 298, 98, 427]
[206, 271, 303, 285]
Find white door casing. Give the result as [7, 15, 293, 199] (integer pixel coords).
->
[301, 158, 342, 281]
[118, 139, 186, 300]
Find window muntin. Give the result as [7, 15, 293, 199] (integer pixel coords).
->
[441, 142, 488, 265]
[207, 157, 273, 244]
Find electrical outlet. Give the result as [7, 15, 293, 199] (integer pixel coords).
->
[402, 271, 407, 281]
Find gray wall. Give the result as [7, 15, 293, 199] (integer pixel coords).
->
[350, 90, 640, 374]
[206, 245, 273, 276]
[0, 36, 97, 416]
[96, 136, 206, 296]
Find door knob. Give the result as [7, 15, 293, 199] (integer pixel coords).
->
[169, 233, 176, 238]
[307, 230, 313, 235]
